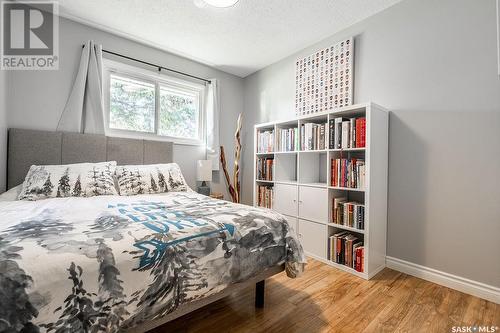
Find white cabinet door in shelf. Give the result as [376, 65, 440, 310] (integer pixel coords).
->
[274, 183, 298, 216]
[298, 186, 328, 223]
[298, 219, 327, 259]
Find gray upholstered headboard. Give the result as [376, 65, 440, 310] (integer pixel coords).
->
[7, 128, 174, 190]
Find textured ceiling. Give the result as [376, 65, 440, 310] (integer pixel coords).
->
[57, 0, 401, 77]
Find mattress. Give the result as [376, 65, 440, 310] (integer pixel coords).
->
[0, 191, 305, 332]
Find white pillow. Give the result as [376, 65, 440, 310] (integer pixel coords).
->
[0, 184, 22, 201]
[18, 161, 118, 201]
[115, 163, 188, 196]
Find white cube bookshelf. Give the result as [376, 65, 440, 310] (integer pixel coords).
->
[253, 102, 389, 280]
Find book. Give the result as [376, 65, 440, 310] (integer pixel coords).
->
[329, 232, 364, 272]
[257, 130, 274, 153]
[329, 231, 347, 263]
[319, 124, 325, 150]
[341, 121, 350, 149]
[332, 116, 366, 149]
[257, 185, 273, 208]
[300, 122, 328, 150]
[336, 232, 346, 264]
[329, 236, 335, 262]
[344, 234, 358, 268]
[349, 118, 356, 148]
[331, 197, 347, 224]
[276, 127, 298, 152]
[359, 118, 366, 148]
[257, 157, 274, 181]
[329, 119, 335, 149]
[330, 158, 365, 189]
[355, 246, 364, 272]
[352, 242, 363, 269]
[355, 118, 362, 148]
[334, 118, 346, 149]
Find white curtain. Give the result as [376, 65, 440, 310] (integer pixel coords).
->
[206, 79, 220, 171]
[57, 40, 105, 134]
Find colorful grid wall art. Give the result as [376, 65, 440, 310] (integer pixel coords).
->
[295, 37, 354, 116]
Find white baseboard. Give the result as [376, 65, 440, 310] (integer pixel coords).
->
[386, 256, 500, 304]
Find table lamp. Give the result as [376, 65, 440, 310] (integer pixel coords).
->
[196, 160, 212, 195]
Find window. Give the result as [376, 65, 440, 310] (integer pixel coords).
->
[109, 75, 155, 133]
[103, 60, 205, 145]
[159, 86, 199, 139]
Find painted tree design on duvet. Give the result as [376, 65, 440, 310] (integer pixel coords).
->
[120, 198, 238, 328]
[84, 214, 132, 242]
[121, 240, 209, 329]
[41, 263, 102, 333]
[0, 237, 40, 333]
[94, 242, 129, 331]
[0, 210, 131, 332]
[41, 243, 128, 333]
[0, 211, 75, 332]
[6, 219, 74, 246]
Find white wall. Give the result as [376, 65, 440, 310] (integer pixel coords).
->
[0, 69, 6, 192]
[6, 16, 244, 197]
[242, 0, 500, 287]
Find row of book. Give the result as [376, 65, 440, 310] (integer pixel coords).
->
[257, 130, 274, 153]
[329, 117, 366, 149]
[331, 158, 365, 189]
[257, 158, 274, 181]
[257, 185, 273, 209]
[329, 232, 364, 272]
[276, 127, 299, 152]
[260, 117, 366, 152]
[331, 198, 365, 230]
[300, 122, 328, 150]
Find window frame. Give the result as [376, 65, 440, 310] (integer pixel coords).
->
[103, 59, 206, 146]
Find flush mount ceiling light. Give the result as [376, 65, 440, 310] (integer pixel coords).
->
[195, 0, 240, 8]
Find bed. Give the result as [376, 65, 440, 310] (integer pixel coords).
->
[0, 129, 306, 333]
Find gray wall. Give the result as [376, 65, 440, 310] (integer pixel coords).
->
[242, 0, 500, 287]
[0, 69, 6, 192]
[6, 16, 244, 197]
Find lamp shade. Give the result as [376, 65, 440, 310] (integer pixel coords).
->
[196, 160, 212, 182]
[202, 0, 239, 8]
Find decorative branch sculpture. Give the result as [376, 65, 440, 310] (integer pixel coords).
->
[220, 113, 242, 203]
[220, 147, 236, 202]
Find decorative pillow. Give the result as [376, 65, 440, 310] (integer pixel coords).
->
[18, 161, 118, 201]
[115, 163, 188, 196]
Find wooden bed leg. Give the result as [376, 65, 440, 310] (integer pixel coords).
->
[255, 280, 265, 308]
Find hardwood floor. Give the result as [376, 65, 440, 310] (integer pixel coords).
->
[151, 258, 499, 333]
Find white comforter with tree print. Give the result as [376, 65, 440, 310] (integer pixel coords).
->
[0, 191, 305, 332]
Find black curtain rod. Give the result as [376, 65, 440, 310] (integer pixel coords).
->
[82, 44, 211, 84]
